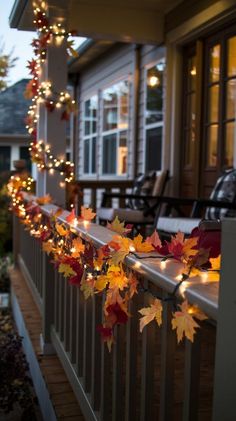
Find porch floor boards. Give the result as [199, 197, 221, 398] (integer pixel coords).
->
[9, 266, 85, 421]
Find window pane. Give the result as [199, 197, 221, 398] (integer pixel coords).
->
[225, 122, 235, 167]
[85, 100, 90, 117]
[20, 146, 32, 173]
[118, 131, 127, 175]
[102, 134, 117, 174]
[91, 137, 96, 173]
[228, 36, 236, 77]
[103, 87, 118, 131]
[83, 139, 90, 173]
[90, 96, 98, 133]
[207, 124, 218, 167]
[146, 60, 165, 125]
[85, 120, 90, 135]
[209, 44, 220, 82]
[145, 127, 162, 171]
[226, 79, 236, 120]
[208, 85, 219, 122]
[0, 146, 10, 172]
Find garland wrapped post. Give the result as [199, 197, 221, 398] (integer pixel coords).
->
[8, 175, 221, 351]
[22, 0, 79, 193]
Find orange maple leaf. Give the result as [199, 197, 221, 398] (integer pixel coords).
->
[36, 194, 52, 205]
[171, 300, 200, 343]
[55, 222, 68, 237]
[95, 274, 108, 291]
[146, 230, 162, 248]
[209, 255, 221, 271]
[71, 238, 85, 257]
[80, 206, 96, 221]
[42, 240, 54, 255]
[133, 234, 154, 253]
[66, 208, 78, 225]
[107, 265, 128, 290]
[108, 235, 133, 265]
[139, 299, 163, 332]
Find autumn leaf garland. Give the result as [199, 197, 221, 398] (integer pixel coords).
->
[8, 178, 220, 350]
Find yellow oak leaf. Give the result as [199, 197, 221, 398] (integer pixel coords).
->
[71, 238, 85, 257]
[107, 216, 129, 235]
[42, 241, 54, 255]
[81, 206, 96, 221]
[139, 299, 163, 332]
[133, 234, 154, 253]
[172, 300, 200, 343]
[182, 236, 199, 259]
[209, 255, 221, 271]
[55, 222, 68, 236]
[58, 263, 76, 278]
[107, 265, 128, 290]
[95, 275, 109, 291]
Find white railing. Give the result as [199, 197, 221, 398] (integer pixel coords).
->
[13, 204, 236, 421]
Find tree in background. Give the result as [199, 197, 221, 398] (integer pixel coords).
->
[0, 41, 17, 91]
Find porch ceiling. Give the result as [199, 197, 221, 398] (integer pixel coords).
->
[9, 0, 184, 44]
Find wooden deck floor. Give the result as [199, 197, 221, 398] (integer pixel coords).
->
[9, 266, 85, 421]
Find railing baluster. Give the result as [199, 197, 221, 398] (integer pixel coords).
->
[54, 270, 59, 332]
[140, 281, 156, 421]
[159, 294, 176, 421]
[91, 188, 97, 212]
[91, 294, 102, 410]
[76, 288, 84, 377]
[64, 279, 71, 352]
[83, 297, 93, 392]
[112, 324, 126, 421]
[70, 285, 78, 364]
[58, 274, 65, 342]
[182, 333, 201, 421]
[100, 341, 112, 421]
[125, 292, 140, 421]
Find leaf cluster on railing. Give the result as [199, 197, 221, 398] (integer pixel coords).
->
[8, 174, 221, 350]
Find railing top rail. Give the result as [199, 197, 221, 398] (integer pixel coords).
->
[40, 203, 218, 320]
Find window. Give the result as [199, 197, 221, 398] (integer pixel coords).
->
[145, 60, 165, 171]
[102, 81, 128, 175]
[181, 26, 236, 198]
[83, 96, 97, 174]
[20, 146, 32, 173]
[0, 147, 10, 172]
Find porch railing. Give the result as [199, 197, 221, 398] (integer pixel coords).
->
[67, 179, 133, 211]
[13, 204, 236, 421]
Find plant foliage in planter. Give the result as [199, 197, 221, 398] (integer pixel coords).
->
[0, 311, 38, 420]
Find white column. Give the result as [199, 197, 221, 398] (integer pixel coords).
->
[36, 37, 67, 207]
[11, 145, 20, 170]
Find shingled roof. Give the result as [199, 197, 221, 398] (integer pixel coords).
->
[0, 79, 30, 135]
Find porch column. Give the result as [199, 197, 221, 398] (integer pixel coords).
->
[212, 218, 236, 420]
[36, 33, 67, 207]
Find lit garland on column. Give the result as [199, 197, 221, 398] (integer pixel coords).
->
[24, 0, 78, 183]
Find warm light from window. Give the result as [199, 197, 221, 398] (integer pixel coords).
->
[148, 75, 159, 87]
[190, 67, 197, 76]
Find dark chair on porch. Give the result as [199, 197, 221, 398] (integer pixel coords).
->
[97, 169, 169, 232]
[154, 168, 236, 238]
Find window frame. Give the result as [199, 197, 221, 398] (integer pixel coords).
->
[82, 94, 98, 176]
[101, 78, 130, 177]
[143, 59, 165, 174]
